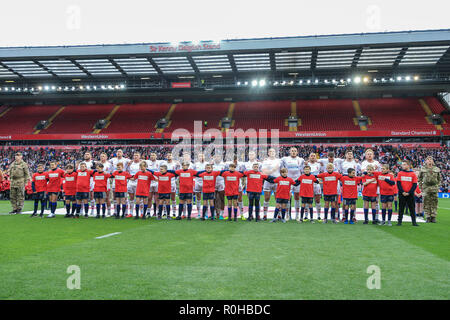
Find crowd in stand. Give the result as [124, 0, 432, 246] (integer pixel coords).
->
[0, 144, 449, 199]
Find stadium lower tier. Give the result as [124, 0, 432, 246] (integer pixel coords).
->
[0, 97, 447, 137]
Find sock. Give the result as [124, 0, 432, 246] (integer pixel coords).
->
[294, 200, 300, 220]
[71, 203, 76, 214]
[344, 209, 349, 221]
[202, 206, 207, 218]
[381, 209, 386, 221]
[300, 207, 305, 220]
[239, 201, 244, 214]
[394, 200, 398, 212]
[324, 208, 329, 220]
[121, 204, 127, 216]
[210, 206, 215, 218]
[51, 202, 56, 214]
[248, 198, 254, 218]
[135, 204, 140, 217]
[153, 203, 157, 215]
[187, 203, 192, 218]
[255, 200, 260, 220]
[90, 199, 95, 213]
[330, 208, 336, 220]
[158, 205, 163, 217]
[116, 204, 121, 216]
[41, 200, 47, 214]
[33, 200, 39, 213]
[143, 204, 148, 216]
[281, 208, 286, 220]
[233, 207, 238, 219]
[263, 201, 269, 217]
[178, 204, 183, 217]
[165, 205, 171, 217]
[102, 203, 106, 216]
[372, 209, 377, 221]
[172, 200, 177, 212]
[76, 204, 81, 214]
[309, 207, 314, 220]
[388, 209, 393, 221]
[350, 209, 355, 220]
[274, 208, 279, 219]
[84, 204, 89, 215]
[96, 204, 101, 216]
[316, 203, 321, 218]
[65, 203, 71, 215]
[364, 208, 369, 221]
[228, 206, 232, 218]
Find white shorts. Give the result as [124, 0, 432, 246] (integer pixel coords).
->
[127, 180, 137, 194]
[194, 179, 203, 193]
[171, 183, 177, 193]
[150, 181, 158, 193]
[239, 181, 244, 193]
[291, 184, 300, 193]
[215, 181, 225, 192]
[90, 180, 95, 192]
[313, 183, 322, 196]
[263, 181, 277, 193]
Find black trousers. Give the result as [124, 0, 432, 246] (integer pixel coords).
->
[398, 193, 417, 224]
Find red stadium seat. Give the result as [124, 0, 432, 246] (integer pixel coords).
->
[296, 99, 356, 131]
[358, 98, 436, 131]
[164, 102, 230, 132]
[232, 100, 290, 131]
[0, 105, 61, 134]
[43, 104, 116, 134]
[103, 103, 170, 133]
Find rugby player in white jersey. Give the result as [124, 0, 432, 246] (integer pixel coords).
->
[280, 147, 305, 220]
[262, 148, 281, 221]
[212, 154, 227, 219]
[127, 152, 143, 217]
[145, 152, 160, 217]
[337, 150, 361, 221]
[224, 155, 246, 219]
[180, 152, 194, 217]
[318, 151, 344, 173]
[97, 152, 113, 216]
[160, 152, 181, 217]
[194, 153, 207, 218]
[360, 148, 382, 217]
[109, 149, 131, 172]
[305, 153, 323, 220]
[77, 152, 95, 215]
[109, 149, 131, 215]
[360, 149, 382, 172]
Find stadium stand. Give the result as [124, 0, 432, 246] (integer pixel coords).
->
[357, 98, 436, 131]
[295, 99, 356, 131]
[43, 104, 116, 134]
[232, 100, 290, 131]
[164, 102, 229, 132]
[103, 103, 171, 133]
[0, 105, 61, 134]
[423, 97, 450, 128]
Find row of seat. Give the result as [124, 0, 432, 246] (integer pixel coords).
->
[0, 97, 447, 134]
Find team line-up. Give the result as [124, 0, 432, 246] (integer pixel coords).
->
[28, 147, 422, 226]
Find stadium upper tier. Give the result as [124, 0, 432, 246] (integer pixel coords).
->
[0, 97, 447, 135]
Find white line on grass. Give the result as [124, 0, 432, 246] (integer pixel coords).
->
[95, 232, 121, 239]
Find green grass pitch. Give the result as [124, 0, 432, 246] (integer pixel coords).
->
[0, 198, 449, 300]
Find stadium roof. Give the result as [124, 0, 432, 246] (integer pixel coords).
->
[0, 29, 449, 81]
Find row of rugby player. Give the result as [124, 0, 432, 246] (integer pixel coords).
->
[29, 147, 419, 226]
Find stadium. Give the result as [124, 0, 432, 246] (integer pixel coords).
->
[0, 19, 449, 303]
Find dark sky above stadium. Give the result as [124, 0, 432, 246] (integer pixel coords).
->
[2, 0, 449, 47]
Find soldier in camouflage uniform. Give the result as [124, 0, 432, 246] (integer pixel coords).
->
[418, 156, 441, 223]
[7, 152, 31, 214]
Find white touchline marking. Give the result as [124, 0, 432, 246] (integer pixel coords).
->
[95, 232, 121, 239]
